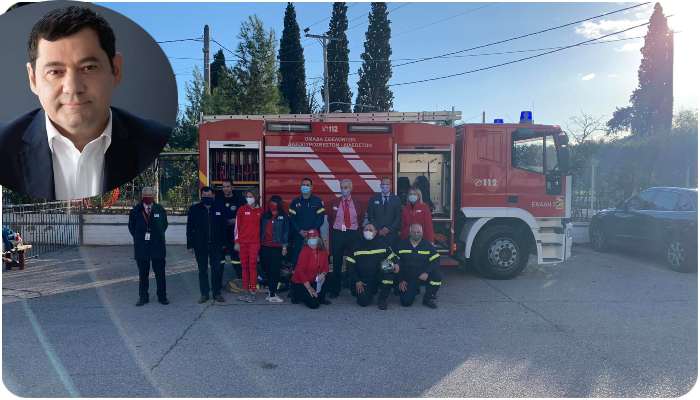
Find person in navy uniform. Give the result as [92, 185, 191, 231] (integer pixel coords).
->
[395, 223, 442, 309]
[128, 187, 169, 306]
[288, 177, 325, 267]
[187, 186, 229, 304]
[366, 177, 402, 249]
[215, 179, 244, 280]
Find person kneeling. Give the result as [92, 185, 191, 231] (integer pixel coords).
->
[396, 224, 442, 309]
[290, 230, 331, 309]
[346, 224, 398, 310]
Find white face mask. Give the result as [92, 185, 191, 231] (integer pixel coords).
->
[363, 231, 375, 240]
[307, 238, 319, 247]
[246, 197, 255, 205]
[408, 194, 418, 203]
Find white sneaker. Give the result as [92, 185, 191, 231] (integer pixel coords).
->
[267, 295, 284, 303]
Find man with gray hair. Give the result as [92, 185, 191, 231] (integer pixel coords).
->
[394, 223, 442, 309]
[326, 178, 365, 297]
[128, 186, 169, 306]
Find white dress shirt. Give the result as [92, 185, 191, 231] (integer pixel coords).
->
[46, 111, 113, 200]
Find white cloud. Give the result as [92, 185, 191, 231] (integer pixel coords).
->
[581, 73, 596, 81]
[615, 40, 644, 52]
[575, 18, 648, 41]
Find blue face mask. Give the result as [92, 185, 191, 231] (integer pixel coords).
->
[341, 189, 351, 197]
[381, 184, 390, 195]
[301, 185, 311, 195]
[202, 197, 214, 206]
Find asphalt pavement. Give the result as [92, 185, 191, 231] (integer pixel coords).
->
[2, 245, 697, 397]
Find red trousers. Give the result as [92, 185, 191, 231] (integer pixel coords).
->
[238, 243, 260, 292]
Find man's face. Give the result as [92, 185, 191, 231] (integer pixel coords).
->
[201, 190, 214, 200]
[27, 28, 122, 136]
[222, 182, 233, 196]
[409, 225, 423, 241]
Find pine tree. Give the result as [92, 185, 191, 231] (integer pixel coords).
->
[323, 2, 352, 113]
[233, 15, 285, 114]
[278, 3, 309, 113]
[210, 49, 227, 90]
[630, 2, 673, 136]
[354, 2, 393, 113]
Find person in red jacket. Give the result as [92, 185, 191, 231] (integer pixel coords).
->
[291, 229, 331, 309]
[400, 187, 435, 244]
[234, 190, 263, 303]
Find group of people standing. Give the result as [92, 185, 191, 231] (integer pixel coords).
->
[127, 176, 443, 310]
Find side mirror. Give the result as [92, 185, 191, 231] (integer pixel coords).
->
[557, 144, 570, 175]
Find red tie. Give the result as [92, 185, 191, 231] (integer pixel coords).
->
[343, 199, 351, 228]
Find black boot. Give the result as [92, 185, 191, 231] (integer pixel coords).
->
[423, 285, 439, 309]
[136, 297, 149, 306]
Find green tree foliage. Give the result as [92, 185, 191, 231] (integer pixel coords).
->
[210, 49, 227, 90]
[234, 15, 285, 114]
[354, 2, 394, 113]
[608, 3, 673, 136]
[324, 2, 352, 112]
[278, 3, 309, 113]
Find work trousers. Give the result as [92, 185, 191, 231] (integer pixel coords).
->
[352, 271, 396, 307]
[399, 269, 442, 307]
[221, 244, 242, 279]
[136, 257, 166, 301]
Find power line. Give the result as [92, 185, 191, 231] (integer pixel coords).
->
[210, 37, 237, 57]
[157, 37, 202, 44]
[389, 21, 651, 87]
[391, 2, 651, 69]
[393, 4, 493, 38]
[347, 2, 411, 31]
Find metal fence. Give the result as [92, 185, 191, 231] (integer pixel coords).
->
[2, 201, 81, 258]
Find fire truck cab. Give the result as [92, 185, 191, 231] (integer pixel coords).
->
[198, 111, 572, 279]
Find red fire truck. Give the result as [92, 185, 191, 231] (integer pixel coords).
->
[198, 111, 573, 279]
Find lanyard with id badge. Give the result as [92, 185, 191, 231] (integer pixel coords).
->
[142, 208, 151, 241]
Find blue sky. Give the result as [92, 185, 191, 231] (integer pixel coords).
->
[98, 1, 697, 128]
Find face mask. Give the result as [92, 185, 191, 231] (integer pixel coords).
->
[410, 233, 422, 242]
[142, 196, 154, 205]
[363, 231, 375, 240]
[246, 197, 255, 205]
[408, 194, 418, 203]
[307, 238, 319, 247]
[269, 202, 278, 212]
[341, 189, 351, 197]
[202, 197, 214, 206]
[301, 185, 311, 195]
[381, 184, 390, 195]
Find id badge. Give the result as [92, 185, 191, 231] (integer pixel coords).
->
[341, 224, 347, 232]
[144, 232, 151, 241]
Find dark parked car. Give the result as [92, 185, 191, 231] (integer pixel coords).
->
[589, 187, 698, 272]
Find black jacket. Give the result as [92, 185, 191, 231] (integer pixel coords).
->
[366, 193, 402, 234]
[345, 236, 398, 283]
[186, 202, 229, 251]
[128, 203, 168, 260]
[0, 107, 171, 200]
[395, 238, 440, 280]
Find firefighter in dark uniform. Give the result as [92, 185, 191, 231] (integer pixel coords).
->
[346, 224, 399, 310]
[128, 187, 169, 306]
[215, 179, 245, 283]
[396, 223, 442, 309]
[289, 177, 325, 267]
[187, 186, 229, 303]
[366, 177, 402, 249]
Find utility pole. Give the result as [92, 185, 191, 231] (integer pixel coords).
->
[482, 111, 486, 123]
[203, 25, 210, 95]
[304, 29, 338, 114]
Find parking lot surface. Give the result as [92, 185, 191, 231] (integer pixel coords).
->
[2, 245, 697, 397]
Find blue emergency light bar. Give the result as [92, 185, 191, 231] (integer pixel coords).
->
[493, 119, 504, 124]
[519, 111, 533, 124]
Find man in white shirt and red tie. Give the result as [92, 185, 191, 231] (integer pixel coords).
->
[326, 179, 365, 298]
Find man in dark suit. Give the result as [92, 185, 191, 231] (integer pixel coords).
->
[0, 6, 170, 200]
[366, 177, 402, 249]
[128, 187, 169, 306]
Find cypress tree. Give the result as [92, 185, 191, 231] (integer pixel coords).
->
[354, 2, 393, 113]
[210, 49, 227, 90]
[278, 2, 309, 113]
[323, 2, 352, 113]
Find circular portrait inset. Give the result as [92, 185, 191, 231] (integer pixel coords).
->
[0, 1, 177, 200]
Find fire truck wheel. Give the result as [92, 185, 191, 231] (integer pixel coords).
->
[473, 225, 527, 280]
